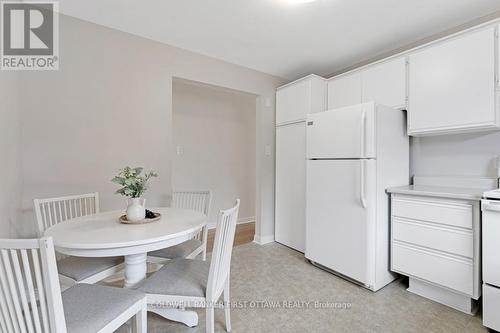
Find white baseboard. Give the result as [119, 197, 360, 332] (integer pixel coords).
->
[237, 216, 255, 224]
[207, 216, 255, 230]
[253, 234, 275, 245]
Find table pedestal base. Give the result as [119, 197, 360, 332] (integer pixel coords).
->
[149, 307, 199, 327]
[124, 253, 147, 288]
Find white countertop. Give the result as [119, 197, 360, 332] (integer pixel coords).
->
[387, 185, 487, 201]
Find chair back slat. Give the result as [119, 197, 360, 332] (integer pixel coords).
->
[30, 249, 49, 333]
[172, 191, 211, 240]
[0, 249, 26, 333]
[172, 190, 211, 215]
[20, 250, 42, 333]
[11, 250, 35, 333]
[207, 199, 240, 301]
[0, 238, 66, 333]
[0, 299, 8, 332]
[34, 193, 99, 236]
[0, 250, 19, 333]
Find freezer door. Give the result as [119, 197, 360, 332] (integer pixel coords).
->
[305, 159, 376, 286]
[306, 102, 376, 159]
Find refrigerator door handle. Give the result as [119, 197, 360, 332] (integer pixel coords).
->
[360, 160, 367, 208]
[360, 110, 367, 157]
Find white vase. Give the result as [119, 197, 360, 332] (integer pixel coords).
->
[126, 198, 146, 221]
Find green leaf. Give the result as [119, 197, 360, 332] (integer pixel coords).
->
[112, 166, 158, 198]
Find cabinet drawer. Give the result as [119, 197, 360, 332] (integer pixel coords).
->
[393, 218, 473, 258]
[392, 198, 472, 229]
[483, 284, 500, 330]
[392, 242, 473, 296]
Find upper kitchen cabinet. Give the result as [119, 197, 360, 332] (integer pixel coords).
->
[327, 72, 362, 109]
[328, 56, 407, 110]
[276, 75, 327, 125]
[362, 57, 407, 109]
[408, 26, 500, 136]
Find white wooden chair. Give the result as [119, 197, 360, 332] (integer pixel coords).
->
[148, 190, 211, 263]
[139, 199, 240, 333]
[33, 193, 124, 288]
[0, 237, 147, 333]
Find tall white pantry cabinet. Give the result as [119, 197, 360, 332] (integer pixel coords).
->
[275, 75, 327, 252]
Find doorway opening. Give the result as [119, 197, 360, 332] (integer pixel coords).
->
[172, 78, 257, 249]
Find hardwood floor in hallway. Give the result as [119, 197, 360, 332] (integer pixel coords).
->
[206, 221, 255, 252]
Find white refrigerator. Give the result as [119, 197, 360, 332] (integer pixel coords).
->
[305, 102, 409, 291]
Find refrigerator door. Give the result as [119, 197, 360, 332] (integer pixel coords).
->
[305, 159, 376, 286]
[306, 102, 376, 159]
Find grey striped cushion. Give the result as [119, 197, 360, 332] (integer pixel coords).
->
[138, 259, 210, 297]
[62, 284, 144, 333]
[57, 256, 123, 281]
[148, 239, 203, 259]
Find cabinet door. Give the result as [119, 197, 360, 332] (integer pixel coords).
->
[276, 77, 326, 125]
[275, 122, 306, 252]
[276, 79, 311, 124]
[327, 72, 362, 109]
[362, 57, 407, 109]
[408, 27, 498, 135]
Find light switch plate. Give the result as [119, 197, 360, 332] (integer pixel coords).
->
[265, 145, 272, 156]
[176, 146, 183, 155]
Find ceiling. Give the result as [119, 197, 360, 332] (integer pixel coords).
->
[57, 0, 500, 80]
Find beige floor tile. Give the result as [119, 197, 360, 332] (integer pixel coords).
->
[113, 242, 487, 333]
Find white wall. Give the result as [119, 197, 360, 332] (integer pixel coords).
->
[172, 79, 256, 225]
[18, 14, 284, 239]
[410, 131, 500, 178]
[0, 72, 23, 237]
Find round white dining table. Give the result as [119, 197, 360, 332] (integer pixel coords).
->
[44, 207, 207, 327]
[44, 207, 207, 288]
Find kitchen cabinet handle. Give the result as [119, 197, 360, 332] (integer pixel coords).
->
[360, 160, 367, 208]
[482, 201, 500, 212]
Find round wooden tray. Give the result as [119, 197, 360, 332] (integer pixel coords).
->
[119, 212, 161, 224]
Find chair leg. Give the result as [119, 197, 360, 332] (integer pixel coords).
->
[133, 307, 147, 333]
[206, 306, 214, 333]
[202, 225, 208, 261]
[224, 279, 231, 332]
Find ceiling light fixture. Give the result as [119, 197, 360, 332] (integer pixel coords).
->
[282, 0, 317, 5]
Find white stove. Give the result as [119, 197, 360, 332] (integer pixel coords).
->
[483, 188, 500, 200]
[481, 189, 500, 331]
